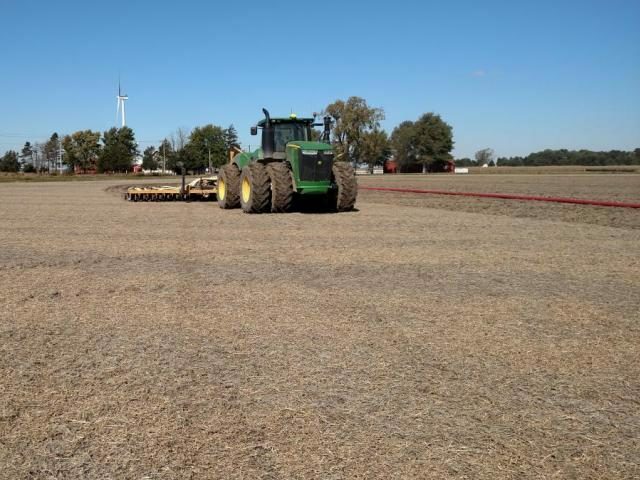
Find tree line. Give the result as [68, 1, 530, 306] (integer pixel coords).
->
[4, 95, 636, 174]
[1, 96, 456, 174]
[1, 129, 139, 174]
[324, 97, 454, 173]
[61, 128, 138, 173]
[455, 148, 640, 167]
[142, 125, 239, 174]
[1, 133, 62, 173]
[496, 149, 640, 167]
[1, 124, 240, 174]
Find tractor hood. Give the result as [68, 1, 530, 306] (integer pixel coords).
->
[287, 141, 333, 151]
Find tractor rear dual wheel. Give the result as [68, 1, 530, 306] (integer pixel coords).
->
[240, 163, 271, 213]
[331, 162, 357, 211]
[217, 163, 241, 209]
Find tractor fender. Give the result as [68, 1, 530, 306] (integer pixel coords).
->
[232, 152, 254, 171]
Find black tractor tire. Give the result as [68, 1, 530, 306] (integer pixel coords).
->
[331, 162, 357, 211]
[217, 163, 241, 209]
[240, 163, 271, 213]
[267, 162, 294, 213]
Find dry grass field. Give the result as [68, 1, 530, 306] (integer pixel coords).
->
[1, 174, 639, 479]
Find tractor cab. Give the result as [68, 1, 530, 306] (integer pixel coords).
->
[251, 111, 316, 160]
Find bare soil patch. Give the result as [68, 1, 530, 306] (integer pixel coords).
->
[359, 174, 640, 229]
[1, 177, 638, 479]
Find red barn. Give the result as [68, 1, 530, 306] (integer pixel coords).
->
[384, 159, 398, 174]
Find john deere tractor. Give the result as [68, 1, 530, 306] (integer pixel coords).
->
[217, 108, 357, 213]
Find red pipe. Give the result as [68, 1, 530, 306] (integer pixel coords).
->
[359, 186, 640, 209]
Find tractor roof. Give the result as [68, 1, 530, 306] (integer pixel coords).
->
[257, 115, 314, 127]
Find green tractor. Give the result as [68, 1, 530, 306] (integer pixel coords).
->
[217, 108, 357, 213]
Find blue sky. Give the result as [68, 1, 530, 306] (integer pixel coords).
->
[1, 0, 638, 158]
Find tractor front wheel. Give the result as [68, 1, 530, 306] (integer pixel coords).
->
[331, 162, 357, 211]
[240, 163, 271, 213]
[267, 162, 294, 213]
[217, 163, 240, 209]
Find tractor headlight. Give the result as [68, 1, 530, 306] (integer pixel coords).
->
[302, 150, 318, 155]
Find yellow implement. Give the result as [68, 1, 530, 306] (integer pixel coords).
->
[125, 176, 217, 202]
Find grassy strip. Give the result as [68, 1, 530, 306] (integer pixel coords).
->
[0, 173, 179, 183]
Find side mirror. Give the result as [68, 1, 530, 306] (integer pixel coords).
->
[250, 126, 258, 136]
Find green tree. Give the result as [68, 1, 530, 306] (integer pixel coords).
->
[0, 151, 20, 172]
[223, 124, 239, 151]
[390, 121, 418, 172]
[325, 96, 384, 165]
[359, 129, 390, 173]
[98, 127, 138, 173]
[142, 146, 158, 171]
[412, 113, 454, 173]
[391, 114, 454, 173]
[186, 124, 226, 172]
[62, 130, 101, 172]
[20, 142, 34, 168]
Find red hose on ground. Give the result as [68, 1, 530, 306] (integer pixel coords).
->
[358, 186, 640, 209]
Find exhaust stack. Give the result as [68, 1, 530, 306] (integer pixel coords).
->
[262, 108, 275, 159]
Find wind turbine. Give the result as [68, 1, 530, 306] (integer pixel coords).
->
[116, 79, 128, 127]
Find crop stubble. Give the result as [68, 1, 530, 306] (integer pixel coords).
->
[0, 175, 638, 479]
